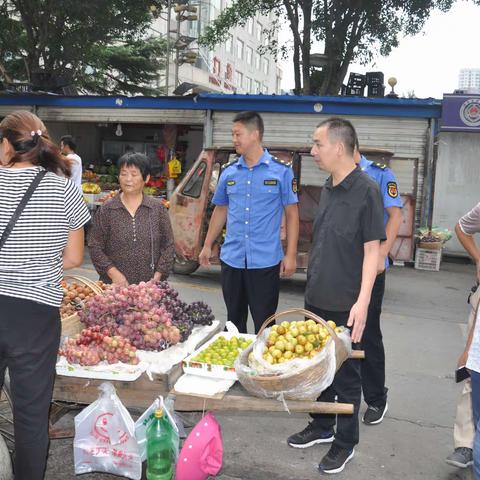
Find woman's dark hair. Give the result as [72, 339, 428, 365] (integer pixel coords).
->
[118, 152, 151, 180]
[0, 110, 71, 176]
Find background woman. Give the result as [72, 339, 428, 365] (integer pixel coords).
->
[89, 152, 175, 285]
[0, 111, 90, 480]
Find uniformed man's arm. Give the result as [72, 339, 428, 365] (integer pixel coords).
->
[379, 206, 402, 271]
[198, 206, 228, 267]
[281, 204, 299, 277]
[379, 168, 403, 271]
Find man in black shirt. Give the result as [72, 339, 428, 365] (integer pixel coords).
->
[287, 117, 386, 475]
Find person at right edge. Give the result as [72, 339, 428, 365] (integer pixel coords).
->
[354, 139, 403, 425]
[287, 118, 386, 475]
[445, 202, 480, 470]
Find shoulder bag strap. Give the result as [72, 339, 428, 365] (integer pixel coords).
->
[0, 169, 47, 251]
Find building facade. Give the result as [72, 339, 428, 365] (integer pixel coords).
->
[458, 68, 480, 90]
[151, 1, 281, 95]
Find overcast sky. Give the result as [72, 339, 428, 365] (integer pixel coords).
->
[279, 1, 479, 99]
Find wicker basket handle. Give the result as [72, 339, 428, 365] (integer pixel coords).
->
[258, 308, 338, 339]
[63, 275, 103, 295]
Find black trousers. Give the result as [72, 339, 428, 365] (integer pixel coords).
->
[0, 295, 61, 480]
[305, 303, 362, 451]
[361, 271, 387, 407]
[221, 261, 280, 333]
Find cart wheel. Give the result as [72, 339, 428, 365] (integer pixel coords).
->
[173, 257, 199, 275]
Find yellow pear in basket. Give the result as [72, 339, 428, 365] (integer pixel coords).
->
[307, 334, 316, 344]
[283, 351, 293, 360]
[295, 344, 304, 355]
[290, 327, 299, 338]
[271, 325, 279, 332]
[297, 335, 307, 346]
[272, 349, 282, 359]
[298, 325, 307, 335]
[275, 340, 285, 352]
[290, 321, 297, 328]
[281, 321, 290, 329]
[284, 342, 294, 352]
[304, 342, 314, 353]
[276, 325, 286, 335]
[327, 320, 337, 329]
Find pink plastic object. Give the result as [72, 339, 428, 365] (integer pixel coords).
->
[175, 412, 223, 480]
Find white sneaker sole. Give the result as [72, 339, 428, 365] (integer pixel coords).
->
[288, 436, 334, 449]
[320, 449, 355, 474]
[445, 458, 473, 468]
[363, 403, 388, 425]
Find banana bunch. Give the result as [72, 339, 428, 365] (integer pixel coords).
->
[82, 183, 101, 194]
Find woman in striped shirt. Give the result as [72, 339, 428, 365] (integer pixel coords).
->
[0, 111, 90, 480]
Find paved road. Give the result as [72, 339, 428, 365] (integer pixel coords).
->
[41, 259, 476, 479]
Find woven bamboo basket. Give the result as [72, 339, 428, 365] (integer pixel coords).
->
[236, 308, 350, 400]
[61, 275, 104, 337]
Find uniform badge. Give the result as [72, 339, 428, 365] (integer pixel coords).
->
[264, 179, 278, 186]
[387, 182, 398, 198]
[227, 180, 236, 186]
[292, 178, 298, 194]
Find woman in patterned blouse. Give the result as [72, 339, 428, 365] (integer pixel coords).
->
[88, 152, 175, 285]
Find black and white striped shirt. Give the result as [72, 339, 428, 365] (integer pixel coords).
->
[0, 166, 91, 307]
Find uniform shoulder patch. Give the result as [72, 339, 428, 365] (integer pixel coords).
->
[271, 156, 293, 167]
[221, 156, 240, 170]
[387, 181, 398, 198]
[373, 162, 387, 170]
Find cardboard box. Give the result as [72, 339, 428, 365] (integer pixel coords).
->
[182, 332, 256, 380]
[415, 248, 442, 271]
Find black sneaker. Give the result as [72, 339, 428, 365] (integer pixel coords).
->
[445, 447, 473, 468]
[318, 444, 355, 474]
[287, 422, 334, 449]
[362, 403, 388, 425]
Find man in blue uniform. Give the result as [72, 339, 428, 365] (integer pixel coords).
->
[199, 111, 299, 333]
[354, 140, 403, 425]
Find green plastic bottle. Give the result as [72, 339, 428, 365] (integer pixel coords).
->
[146, 409, 174, 480]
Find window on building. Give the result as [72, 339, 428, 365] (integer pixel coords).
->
[245, 77, 252, 92]
[225, 35, 233, 53]
[262, 57, 269, 75]
[246, 18, 254, 35]
[235, 70, 243, 89]
[236, 39, 244, 60]
[254, 80, 261, 94]
[225, 63, 233, 81]
[256, 22, 262, 41]
[246, 46, 253, 65]
[213, 57, 221, 76]
[255, 52, 261, 70]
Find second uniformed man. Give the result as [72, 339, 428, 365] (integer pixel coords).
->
[199, 111, 299, 333]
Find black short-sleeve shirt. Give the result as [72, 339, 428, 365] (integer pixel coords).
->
[305, 166, 386, 312]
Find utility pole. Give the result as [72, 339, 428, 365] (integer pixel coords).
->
[165, 0, 172, 95]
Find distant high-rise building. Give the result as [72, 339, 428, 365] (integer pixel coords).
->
[458, 68, 480, 90]
[152, 2, 282, 95]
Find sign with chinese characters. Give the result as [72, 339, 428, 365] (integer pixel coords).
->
[441, 94, 480, 132]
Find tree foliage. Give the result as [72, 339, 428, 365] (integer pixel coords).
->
[200, 0, 455, 95]
[0, 0, 167, 95]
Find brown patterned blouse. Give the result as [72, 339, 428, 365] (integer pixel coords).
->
[88, 194, 175, 284]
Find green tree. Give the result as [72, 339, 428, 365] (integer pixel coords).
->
[0, 0, 167, 95]
[200, 0, 454, 95]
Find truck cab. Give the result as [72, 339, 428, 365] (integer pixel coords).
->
[169, 146, 394, 274]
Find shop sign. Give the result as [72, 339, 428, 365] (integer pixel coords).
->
[441, 94, 480, 132]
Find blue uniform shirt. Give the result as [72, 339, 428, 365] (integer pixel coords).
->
[212, 149, 298, 269]
[359, 155, 403, 269]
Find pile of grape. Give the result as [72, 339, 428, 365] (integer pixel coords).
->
[79, 281, 181, 351]
[192, 336, 253, 367]
[187, 301, 215, 326]
[156, 281, 193, 342]
[60, 280, 106, 318]
[59, 326, 139, 366]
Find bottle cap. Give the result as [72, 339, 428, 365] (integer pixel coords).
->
[154, 409, 164, 419]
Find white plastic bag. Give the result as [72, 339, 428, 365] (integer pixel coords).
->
[73, 382, 142, 480]
[134, 396, 180, 462]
